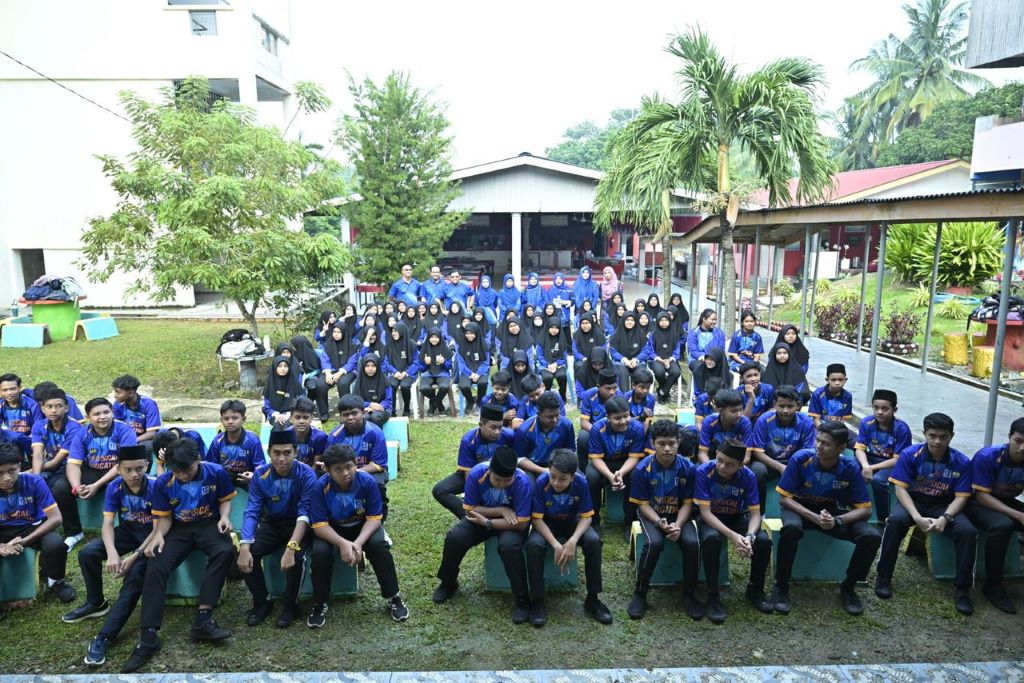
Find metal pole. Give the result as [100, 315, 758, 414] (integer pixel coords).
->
[753, 226, 762, 314]
[799, 226, 811, 334]
[740, 243, 748, 312]
[716, 247, 724, 318]
[855, 226, 873, 352]
[767, 246, 779, 326]
[689, 242, 697, 319]
[984, 219, 1019, 446]
[920, 222, 943, 373]
[808, 230, 823, 335]
[866, 223, 888, 401]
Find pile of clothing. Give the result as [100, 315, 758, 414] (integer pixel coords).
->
[22, 275, 84, 302]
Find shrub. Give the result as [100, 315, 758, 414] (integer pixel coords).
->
[886, 222, 1005, 287]
[829, 288, 859, 307]
[885, 224, 926, 284]
[910, 285, 931, 309]
[814, 302, 844, 336]
[883, 308, 922, 344]
[815, 278, 832, 295]
[978, 280, 1000, 297]
[937, 298, 969, 320]
[773, 279, 794, 301]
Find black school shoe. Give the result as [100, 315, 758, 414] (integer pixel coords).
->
[63, 600, 110, 623]
[874, 576, 893, 600]
[121, 638, 162, 673]
[511, 594, 531, 624]
[528, 598, 546, 627]
[51, 579, 77, 604]
[982, 583, 1017, 614]
[276, 603, 298, 628]
[627, 591, 648, 620]
[745, 585, 773, 614]
[432, 581, 457, 604]
[190, 617, 232, 641]
[771, 585, 791, 615]
[705, 594, 726, 624]
[683, 591, 705, 621]
[954, 588, 974, 616]
[246, 599, 274, 626]
[840, 585, 864, 616]
[584, 596, 613, 624]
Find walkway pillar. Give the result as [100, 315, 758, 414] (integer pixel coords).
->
[716, 247, 724, 318]
[511, 212, 523, 285]
[739, 243, 748, 311]
[799, 226, 811, 334]
[985, 219, 1020, 446]
[752, 226, 762, 313]
[767, 246, 780, 326]
[689, 242, 698, 320]
[855, 226, 873, 353]
[808, 230, 823, 335]
[920, 222, 943, 373]
[866, 223, 888, 401]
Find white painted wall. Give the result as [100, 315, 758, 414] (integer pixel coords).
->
[449, 166, 599, 213]
[869, 167, 973, 199]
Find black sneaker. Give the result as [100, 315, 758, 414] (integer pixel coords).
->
[121, 638, 161, 673]
[706, 594, 726, 624]
[584, 596, 613, 624]
[745, 585, 773, 614]
[432, 581, 457, 604]
[874, 576, 893, 600]
[84, 635, 110, 666]
[772, 585, 791, 615]
[528, 598, 546, 627]
[388, 594, 410, 622]
[63, 600, 110, 623]
[983, 584, 1017, 614]
[683, 591, 705, 621]
[190, 618, 232, 641]
[276, 603, 298, 628]
[627, 591, 648, 620]
[954, 588, 974, 616]
[840, 586, 864, 616]
[306, 603, 329, 628]
[51, 579, 77, 604]
[246, 599, 274, 627]
[511, 594, 531, 624]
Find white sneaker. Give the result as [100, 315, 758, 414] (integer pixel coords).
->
[64, 533, 84, 551]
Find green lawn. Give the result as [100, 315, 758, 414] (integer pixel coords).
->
[2, 318, 1023, 673]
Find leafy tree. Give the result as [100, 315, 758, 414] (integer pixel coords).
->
[337, 71, 467, 285]
[81, 78, 349, 336]
[878, 83, 1024, 165]
[545, 108, 639, 169]
[595, 29, 834, 335]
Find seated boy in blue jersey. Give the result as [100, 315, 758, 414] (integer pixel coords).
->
[512, 374, 547, 428]
[433, 404, 514, 518]
[625, 367, 655, 428]
[122, 438, 236, 673]
[289, 398, 328, 472]
[874, 413, 975, 615]
[0, 373, 43, 440]
[328, 395, 390, 519]
[526, 448, 611, 627]
[433, 446, 534, 623]
[628, 419, 701, 620]
[479, 371, 519, 426]
[205, 399, 265, 490]
[64, 446, 156, 666]
[308, 444, 408, 627]
[966, 417, 1024, 614]
[513, 391, 575, 482]
[697, 389, 753, 464]
[111, 375, 162, 450]
[694, 377, 724, 429]
[153, 427, 207, 476]
[854, 389, 912, 523]
[738, 362, 775, 423]
[774, 422, 881, 616]
[0, 441, 76, 603]
[694, 439, 773, 623]
[808, 364, 853, 427]
[30, 387, 84, 549]
[577, 369, 622, 470]
[238, 430, 319, 629]
[587, 396, 651, 529]
[750, 385, 816, 510]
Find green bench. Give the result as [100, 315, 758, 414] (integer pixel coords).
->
[263, 548, 358, 598]
[764, 518, 855, 582]
[0, 548, 39, 602]
[629, 520, 729, 587]
[927, 530, 1024, 581]
[382, 417, 409, 453]
[483, 536, 578, 592]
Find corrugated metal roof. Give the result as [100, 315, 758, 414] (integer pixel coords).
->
[754, 185, 1024, 213]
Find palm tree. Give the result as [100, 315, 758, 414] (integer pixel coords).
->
[851, 0, 989, 141]
[829, 96, 890, 170]
[595, 28, 834, 336]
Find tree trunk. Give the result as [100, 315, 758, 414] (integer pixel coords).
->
[235, 299, 260, 338]
[662, 234, 674, 306]
[720, 212, 737, 337]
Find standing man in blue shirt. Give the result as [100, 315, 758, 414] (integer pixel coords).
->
[774, 422, 881, 616]
[513, 391, 575, 480]
[111, 375, 162, 450]
[854, 389, 913, 523]
[418, 265, 447, 306]
[387, 264, 421, 309]
[432, 404, 514, 518]
[874, 413, 975, 615]
[443, 270, 474, 310]
[237, 430, 319, 629]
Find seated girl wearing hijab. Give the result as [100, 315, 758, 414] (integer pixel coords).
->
[288, 337, 330, 422]
[418, 327, 453, 416]
[474, 275, 499, 326]
[644, 311, 682, 404]
[761, 342, 810, 404]
[496, 314, 533, 369]
[384, 322, 419, 417]
[262, 354, 304, 427]
[536, 317, 570, 403]
[314, 310, 336, 344]
[352, 353, 392, 428]
[609, 312, 651, 391]
[774, 325, 810, 374]
[686, 309, 727, 371]
[572, 312, 607, 381]
[454, 321, 491, 415]
[505, 349, 536, 401]
[690, 346, 733, 398]
[576, 347, 614, 399]
[318, 323, 357, 401]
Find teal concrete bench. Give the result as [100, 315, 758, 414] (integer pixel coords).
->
[483, 535, 578, 592]
[77, 494, 107, 533]
[74, 316, 119, 341]
[928, 530, 1024, 581]
[0, 548, 39, 601]
[764, 518, 855, 582]
[386, 440, 400, 480]
[676, 409, 696, 427]
[166, 549, 225, 606]
[761, 451, 884, 523]
[382, 417, 409, 453]
[603, 482, 626, 523]
[630, 520, 729, 587]
[263, 548, 357, 598]
[1, 323, 51, 348]
[229, 489, 249, 531]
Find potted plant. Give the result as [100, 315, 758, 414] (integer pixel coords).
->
[814, 302, 845, 341]
[881, 308, 922, 356]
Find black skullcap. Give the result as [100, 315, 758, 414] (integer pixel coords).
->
[268, 429, 297, 446]
[117, 445, 148, 462]
[480, 404, 505, 422]
[490, 446, 518, 477]
[871, 389, 897, 406]
[826, 363, 846, 376]
[598, 368, 618, 386]
[717, 439, 748, 461]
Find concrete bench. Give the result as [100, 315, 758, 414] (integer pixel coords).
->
[382, 416, 409, 452]
[386, 440, 400, 480]
[927, 530, 1024, 581]
[629, 520, 729, 587]
[483, 536, 577, 592]
[74, 315, 119, 341]
[77, 494, 107, 533]
[228, 488, 249, 531]
[603, 482, 626, 523]
[263, 547, 357, 598]
[676, 409, 696, 427]
[1, 323, 51, 348]
[763, 518, 855, 582]
[0, 548, 39, 602]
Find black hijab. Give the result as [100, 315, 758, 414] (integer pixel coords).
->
[385, 322, 417, 372]
[353, 353, 388, 404]
[636, 312, 652, 336]
[445, 302, 467, 345]
[426, 302, 446, 331]
[323, 323, 354, 371]
[290, 335, 322, 373]
[668, 293, 690, 331]
[539, 316, 567, 361]
[403, 306, 424, 344]
[646, 294, 663, 319]
[357, 325, 386, 361]
[762, 342, 809, 399]
[578, 347, 612, 392]
[574, 312, 606, 358]
[691, 346, 733, 393]
[263, 354, 304, 412]
[610, 312, 646, 358]
[507, 348, 533, 399]
[775, 325, 810, 368]
[274, 342, 300, 377]
[470, 307, 492, 343]
[457, 321, 489, 369]
[340, 304, 359, 339]
[419, 326, 453, 372]
[651, 312, 679, 359]
[497, 315, 533, 355]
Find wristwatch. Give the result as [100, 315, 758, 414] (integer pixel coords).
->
[286, 541, 302, 552]
[942, 513, 955, 523]
[834, 516, 844, 528]
[485, 519, 493, 531]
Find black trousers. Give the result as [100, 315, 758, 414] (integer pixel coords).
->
[967, 498, 1024, 586]
[0, 523, 67, 581]
[585, 459, 634, 525]
[242, 518, 310, 608]
[749, 462, 781, 514]
[650, 359, 681, 396]
[698, 514, 771, 593]
[775, 508, 881, 588]
[331, 371, 357, 401]
[526, 519, 602, 600]
[540, 367, 568, 397]
[612, 363, 631, 391]
[419, 376, 452, 406]
[304, 376, 330, 418]
[635, 515, 699, 593]
[576, 429, 591, 472]
[457, 375, 489, 402]
[432, 471, 466, 519]
[387, 375, 417, 415]
[310, 522, 398, 603]
[365, 410, 389, 429]
[437, 520, 528, 596]
[878, 497, 976, 588]
[77, 524, 150, 639]
[139, 519, 234, 631]
[50, 464, 107, 537]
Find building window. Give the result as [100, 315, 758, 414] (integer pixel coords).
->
[190, 11, 217, 35]
[260, 23, 278, 55]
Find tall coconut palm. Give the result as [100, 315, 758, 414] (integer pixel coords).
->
[595, 28, 834, 336]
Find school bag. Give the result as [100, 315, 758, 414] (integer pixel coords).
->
[216, 328, 265, 359]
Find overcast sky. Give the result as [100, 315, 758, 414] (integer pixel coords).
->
[288, 0, 1024, 169]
